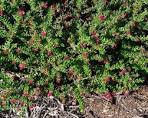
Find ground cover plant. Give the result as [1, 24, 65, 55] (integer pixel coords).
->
[0, 0, 148, 114]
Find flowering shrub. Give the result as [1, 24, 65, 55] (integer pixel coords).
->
[0, 0, 147, 111]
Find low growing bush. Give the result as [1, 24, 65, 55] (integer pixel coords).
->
[0, 0, 147, 111]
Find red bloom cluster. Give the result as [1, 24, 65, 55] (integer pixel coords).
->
[10, 98, 17, 104]
[42, 2, 49, 9]
[98, 15, 106, 21]
[19, 63, 26, 70]
[0, 10, 4, 16]
[91, 31, 97, 36]
[18, 7, 25, 16]
[47, 91, 52, 97]
[102, 92, 114, 101]
[47, 50, 53, 57]
[28, 80, 34, 85]
[41, 31, 47, 37]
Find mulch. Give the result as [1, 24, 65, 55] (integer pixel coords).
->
[82, 86, 148, 118]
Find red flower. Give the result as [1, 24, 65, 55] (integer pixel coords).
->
[47, 91, 52, 97]
[91, 31, 97, 36]
[98, 15, 106, 21]
[47, 50, 53, 57]
[18, 8, 25, 16]
[41, 31, 47, 37]
[0, 10, 4, 16]
[102, 92, 113, 101]
[123, 90, 129, 97]
[42, 2, 49, 9]
[95, 37, 100, 45]
[28, 80, 34, 85]
[10, 98, 17, 104]
[19, 63, 26, 70]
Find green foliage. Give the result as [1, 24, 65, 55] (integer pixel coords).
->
[0, 0, 147, 111]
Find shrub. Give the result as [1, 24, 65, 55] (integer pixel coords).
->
[0, 0, 147, 111]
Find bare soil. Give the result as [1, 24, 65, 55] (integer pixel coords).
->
[82, 86, 148, 118]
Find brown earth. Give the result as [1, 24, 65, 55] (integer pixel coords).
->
[81, 86, 148, 118]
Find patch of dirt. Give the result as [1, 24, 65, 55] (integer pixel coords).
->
[82, 86, 148, 118]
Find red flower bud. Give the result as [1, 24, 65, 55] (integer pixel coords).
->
[95, 38, 100, 45]
[47, 51, 53, 57]
[98, 15, 106, 21]
[47, 91, 52, 97]
[41, 31, 47, 37]
[19, 63, 26, 70]
[0, 10, 4, 16]
[123, 90, 129, 97]
[28, 80, 34, 85]
[18, 8, 25, 16]
[102, 92, 113, 101]
[10, 98, 17, 104]
[42, 2, 49, 9]
[91, 31, 97, 36]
